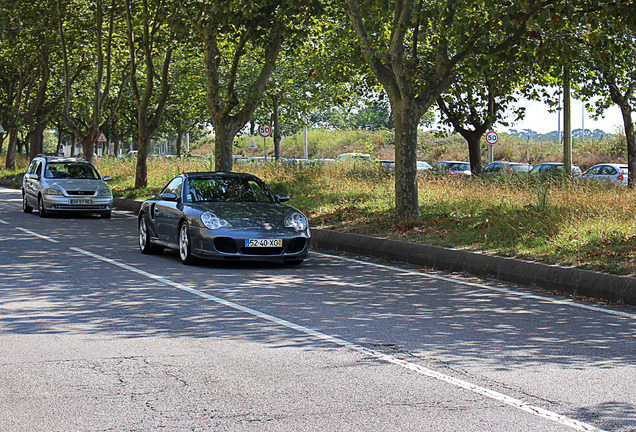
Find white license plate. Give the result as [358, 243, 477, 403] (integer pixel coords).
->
[245, 238, 282, 247]
[70, 199, 93, 205]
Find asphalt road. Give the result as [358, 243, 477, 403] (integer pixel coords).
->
[1, 186, 635, 432]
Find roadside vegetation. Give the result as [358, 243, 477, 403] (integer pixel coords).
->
[1, 130, 634, 276]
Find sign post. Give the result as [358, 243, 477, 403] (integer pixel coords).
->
[248, 140, 257, 157]
[96, 132, 108, 157]
[486, 131, 498, 164]
[258, 123, 272, 161]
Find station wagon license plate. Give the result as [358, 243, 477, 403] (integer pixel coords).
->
[245, 238, 282, 247]
[70, 199, 93, 205]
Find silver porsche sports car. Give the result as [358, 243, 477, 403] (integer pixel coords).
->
[137, 172, 310, 265]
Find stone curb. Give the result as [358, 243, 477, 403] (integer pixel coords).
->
[113, 196, 143, 214]
[113, 197, 636, 306]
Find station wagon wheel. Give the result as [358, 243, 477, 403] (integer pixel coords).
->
[22, 193, 33, 214]
[179, 221, 194, 265]
[138, 215, 163, 255]
[38, 195, 47, 217]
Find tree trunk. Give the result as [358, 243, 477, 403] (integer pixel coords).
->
[563, 67, 572, 175]
[393, 102, 420, 222]
[56, 128, 63, 155]
[29, 123, 46, 159]
[466, 133, 483, 175]
[213, 123, 235, 172]
[134, 130, 151, 189]
[272, 95, 282, 160]
[176, 132, 183, 157]
[619, 104, 635, 188]
[5, 126, 18, 170]
[81, 129, 98, 161]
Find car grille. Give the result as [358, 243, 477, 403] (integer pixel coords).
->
[214, 237, 238, 253]
[286, 237, 307, 253]
[66, 190, 96, 196]
[241, 247, 284, 255]
[52, 204, 109, 210]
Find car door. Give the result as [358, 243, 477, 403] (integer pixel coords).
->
[155, 176, 184, 244]
[584, 165, 602, 180]
[24, 160, 42, 206]
[600, 165, 617, 183]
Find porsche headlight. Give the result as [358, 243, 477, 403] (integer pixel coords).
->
[285, 211, 308, 231]
[43, 188, 63, 196]
[201, 211, 231, 230]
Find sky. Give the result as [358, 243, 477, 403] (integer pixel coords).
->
[503, 98, 625, 134]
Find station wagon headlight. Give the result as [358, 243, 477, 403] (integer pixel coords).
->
[285, 212, 308, 231]
[43, 188, 63, 196]
[201, 211, 231, 230]
[98, 189, 112, 197]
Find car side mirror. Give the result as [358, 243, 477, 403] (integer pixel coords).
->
[102, 176, 112, 181]
[159, 192, 179, 202]
[277, 194, 290, 202]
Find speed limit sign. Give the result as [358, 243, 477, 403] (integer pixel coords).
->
[258, 123, 272, 138]
[486, 131, 498, 145]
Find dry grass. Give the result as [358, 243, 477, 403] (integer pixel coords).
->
[94, 156, 636, 276]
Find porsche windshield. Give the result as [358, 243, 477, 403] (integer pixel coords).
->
[187, 177, 275, 203]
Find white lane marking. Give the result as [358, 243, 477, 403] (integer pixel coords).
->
[0, 218, 8, 224]
[16, 227, 59, 243]
[312, 252, 636, 320]
[71, 246, 606, 432]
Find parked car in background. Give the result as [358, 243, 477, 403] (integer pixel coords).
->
[581, 163, 628, 186]
[432, 161, 471, 176]
[379, 159, 395, 169]
[529, 162, 583, 177]
[417, 161, 433, 172]
[22, 155, 113, 218]
[137, 172, 310, 265]
[336, 152, 372, 162]
[312, 158, 336, 164]
[482, 161, 533, 176]
[379, 160, 432, 172]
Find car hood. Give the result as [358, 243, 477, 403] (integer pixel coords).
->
[189, 201, 302, 228]
[48, 178, 108, 192]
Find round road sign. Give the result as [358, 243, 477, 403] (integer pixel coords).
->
[486, 131, 498, 145]
[258, 123, 272, 138]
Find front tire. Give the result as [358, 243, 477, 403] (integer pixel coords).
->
[22, 193, 33, 214]
[138, 215, 163, 255]
[38, 195, 47, 218]
[179, 221, 195, 265]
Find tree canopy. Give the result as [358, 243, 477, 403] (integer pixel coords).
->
[0, 0, 634, 219]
